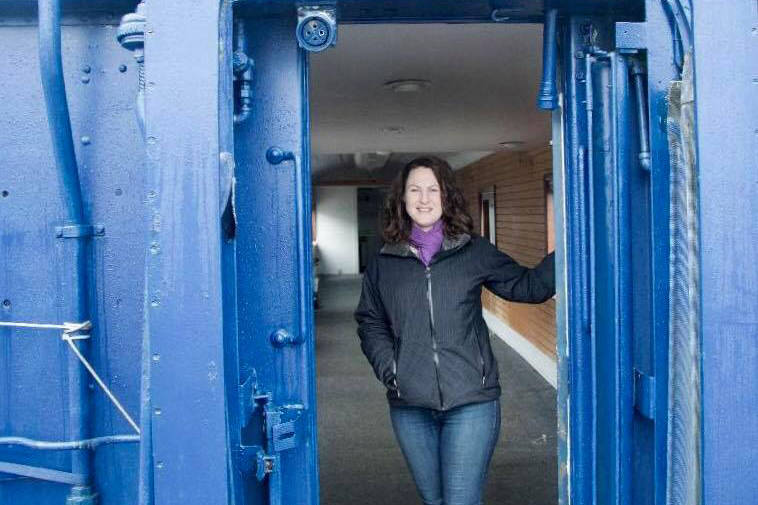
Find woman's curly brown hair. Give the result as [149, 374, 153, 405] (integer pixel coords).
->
[383, 156, 474, 244]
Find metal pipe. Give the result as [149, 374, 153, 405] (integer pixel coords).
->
[0, 435, 139, 450]
[38, 0, 83, 224]
[665, 0, 692, 50]
[610, 53, 634, 499]
[233, 19, 253, 124]
[661, 0, 691, 72]
[582, 53, 598, 374]
[537, 8, 558, 110]
[37, 0, 94, 500]
[0, 461, 87, 486]
[630, 59, 651, 171]
[583, 55, 598, 495]
[576, 146, 590, 334]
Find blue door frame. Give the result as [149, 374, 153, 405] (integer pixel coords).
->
[557, 6, 677, 504]
[1, 1, 755, 505]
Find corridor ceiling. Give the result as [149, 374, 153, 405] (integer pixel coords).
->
[310, 22, 552, 180]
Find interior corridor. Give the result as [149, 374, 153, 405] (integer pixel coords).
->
[316, 276, 558, 505]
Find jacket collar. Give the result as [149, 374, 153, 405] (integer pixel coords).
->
[380, 233, 471, 260]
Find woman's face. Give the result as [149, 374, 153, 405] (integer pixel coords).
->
[404, 167, 443, 231]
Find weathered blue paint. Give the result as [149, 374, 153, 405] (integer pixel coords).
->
[559, 18, 597, 505]
[37, 2, 95, 502]
[559, 7, 675, 504]
[142, 1, 234, 504]
[692, 2, 758, 504]
[624, 4, 681, 503]
[0, 3, 145, 505]
[232, 14, 319, 505]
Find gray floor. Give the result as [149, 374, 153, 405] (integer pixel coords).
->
[316, 275, 558, 505]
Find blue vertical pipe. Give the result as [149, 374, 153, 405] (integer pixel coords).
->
[299, 46, 321, 505]
[630, 60, 651, 171]
[38, 0, 83, 225]
[611, 53, 634, 505]
[537, 8, 558, 110]
[37, 0, 93, 498]
[584, 54, 598, 500]
[562, 18, 594, 505]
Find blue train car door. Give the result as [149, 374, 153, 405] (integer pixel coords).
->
[142, 2, 319, 504]
[226, 5, 319, 505]
[555, 2, 696, 505]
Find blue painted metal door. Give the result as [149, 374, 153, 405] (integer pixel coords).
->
[230, 12, 319, 505]
[558, 6, 680, 504]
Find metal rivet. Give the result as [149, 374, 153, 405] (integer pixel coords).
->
[119, 64, 128, 72]
[81, 64, 91, 73]
[155, 461, 164, 469]
[1, 190, 8, 198]
[2, 299, 10, 309]
[150, 298, 160, 308]
[150, 242, 160, 255]
[152, 353, 160, 362]
[115, 188, 123, 196]
[146, 136, 157, 144]
[81, 76, 90, 84]
[154, 407, 162, 416]
[147, 190, 157, 199]
[80, 136, 91, 145]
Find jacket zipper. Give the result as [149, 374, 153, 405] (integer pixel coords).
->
[474, 326, 486, 386]
[426, 266, 444, 409]
[393, 339, 401, 398]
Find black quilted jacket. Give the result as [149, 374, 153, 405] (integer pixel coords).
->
[355, 234, 555, 411]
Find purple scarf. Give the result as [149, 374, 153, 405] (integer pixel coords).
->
[410, 220, 444, 266]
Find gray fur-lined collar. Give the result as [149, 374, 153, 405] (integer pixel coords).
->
[380, 233, 471, 258]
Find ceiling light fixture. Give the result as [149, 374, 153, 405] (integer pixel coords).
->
[381, 126, 406, 134]
[383, 79, 431, 93]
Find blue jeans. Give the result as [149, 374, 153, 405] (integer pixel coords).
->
[389, 399, 501, 505]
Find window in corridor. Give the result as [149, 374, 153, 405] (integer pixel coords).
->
[480, 186, 496, 245]
[545, 175, 555, 252]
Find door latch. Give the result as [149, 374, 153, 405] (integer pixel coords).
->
[238, 371, 304, 499]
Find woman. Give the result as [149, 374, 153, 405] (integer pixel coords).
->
[355, 156, 555, 505]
